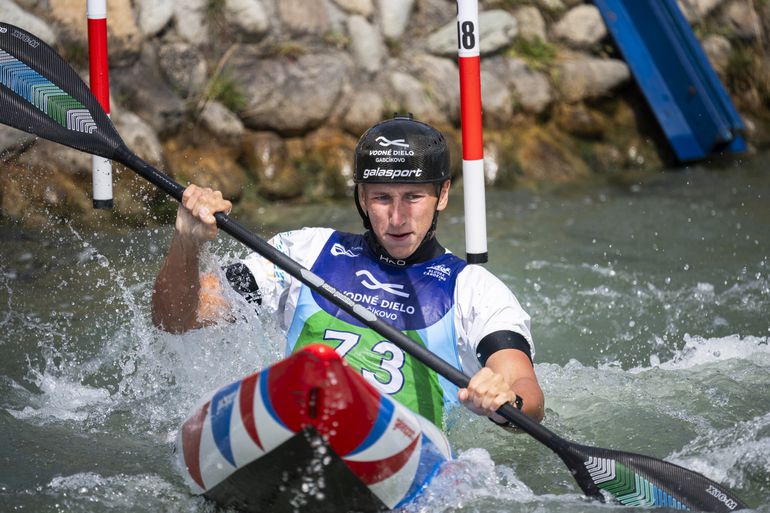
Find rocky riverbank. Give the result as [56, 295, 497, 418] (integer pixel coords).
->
[1, 0, 769, 227]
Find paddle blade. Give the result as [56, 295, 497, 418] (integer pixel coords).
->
[0, 23, 122, 159]
[561, 442, 748, 511]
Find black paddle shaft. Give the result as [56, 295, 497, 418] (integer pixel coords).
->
[0, 22, 750, 511]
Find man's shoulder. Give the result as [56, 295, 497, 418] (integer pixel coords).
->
[456, 263, 513, 293]
[269, 227, 337, 255]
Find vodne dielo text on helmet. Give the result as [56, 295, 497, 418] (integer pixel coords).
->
[368, 149, 415, 156]
[362, 168, 423, 179]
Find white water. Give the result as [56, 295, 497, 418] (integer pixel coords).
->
[1, 160, 769, 512]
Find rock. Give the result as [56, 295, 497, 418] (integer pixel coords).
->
[512, 125, 590, 182]
[110, 46, 187, 136]
[112, 106, 164, 165]
[677, 0, 725, 23]
[302, 127, 358, 198]
[225, 0, 270, 37]
[164, 138, 247, 201]
[16, 139, 92, 176]
[723, 0, 762, 40]
[200, 101, 246, 140]
[479, 10, 520, 55]
[342, 89, 386, 136]
[536, 0, 566, 12]
[241, 131, 303, 200]
[0, 125, 37, 160]
[278, 0, 329, 34]
[426, 9, 518, 57]
[411, 0, 458, 33]
[513, 6, 547, 43]
[332, 0, 373, 16]
[49, 0, 142, 66]
[323, 0, 349, 34]
[174, 0, 209, 45]
[480, 70, 513, 127]
[508, 61, 553, 115]
[589, 143, 627, 174]
[0, 162, 91, 224]
[388, 71, 443, 125]
[0, 0, 57, 45]
[553, 103, 608, 139]
[410, 54, 461, 124]
[136, 0, 175, 37]
[378, 0, 414, 39]
[702, 34, 732, 75]
[484, 57, 553, 115]
[555, 56, 630, 103]
[513, 71, 553, 115]
[158, 43, 208, 98]
[230, 48, 352, 135]
[552, 4, 607, 49]
[347, 15, 386, 74]
[11, 0, 40, 8]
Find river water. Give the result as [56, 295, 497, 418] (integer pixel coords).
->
[1, 154, 768, 512]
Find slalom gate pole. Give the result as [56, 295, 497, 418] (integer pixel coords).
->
[87, 0, 113, 209]
[457, 0, 487, 264]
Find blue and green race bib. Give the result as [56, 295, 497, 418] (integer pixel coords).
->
[286, 231, 466, 428]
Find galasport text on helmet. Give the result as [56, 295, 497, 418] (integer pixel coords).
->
[354, 114, 450, 184]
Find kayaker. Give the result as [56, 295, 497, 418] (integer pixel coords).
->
[152, 114, 545, 427]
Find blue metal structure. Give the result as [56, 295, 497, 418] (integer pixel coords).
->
[594, 0, 746, 162]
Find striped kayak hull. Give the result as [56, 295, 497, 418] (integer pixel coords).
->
[176, 344, 453, 512]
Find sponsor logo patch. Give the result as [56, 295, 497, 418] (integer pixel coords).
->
[356, 270, 410, 298]
[362, 167, 423, 180]
[376, 136, 409, 148]
[330, 243, 362, 258]
[393, 418, 416, 439]
[425, 264, 452, 281]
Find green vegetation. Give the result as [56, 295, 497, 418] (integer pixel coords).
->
[265, 41, 307, 58]
[323, 31, 351, 50]
[205, 71, 246, 112]
[205, 0, 226, 18]
[725, 42, 770, 108]
[486, 0, 531, 9]
[507, 37, 557, 70]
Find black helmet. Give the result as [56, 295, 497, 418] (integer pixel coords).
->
[354, 114, 450, 184]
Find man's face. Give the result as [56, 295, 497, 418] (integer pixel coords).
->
[358, 181, 450, 260]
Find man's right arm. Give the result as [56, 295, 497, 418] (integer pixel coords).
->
[151, 185, 232, 333]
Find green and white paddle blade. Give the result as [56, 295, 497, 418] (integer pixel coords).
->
[0, 23, 122, 159]
[562, 443, 747, 511]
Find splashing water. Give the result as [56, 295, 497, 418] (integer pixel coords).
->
[1, 160, 769, 512]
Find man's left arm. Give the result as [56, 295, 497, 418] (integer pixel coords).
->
[454, 265, 545, 423]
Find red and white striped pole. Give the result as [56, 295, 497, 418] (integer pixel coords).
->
[87, 0, 113, 209]
[457, 0, 487, 264]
